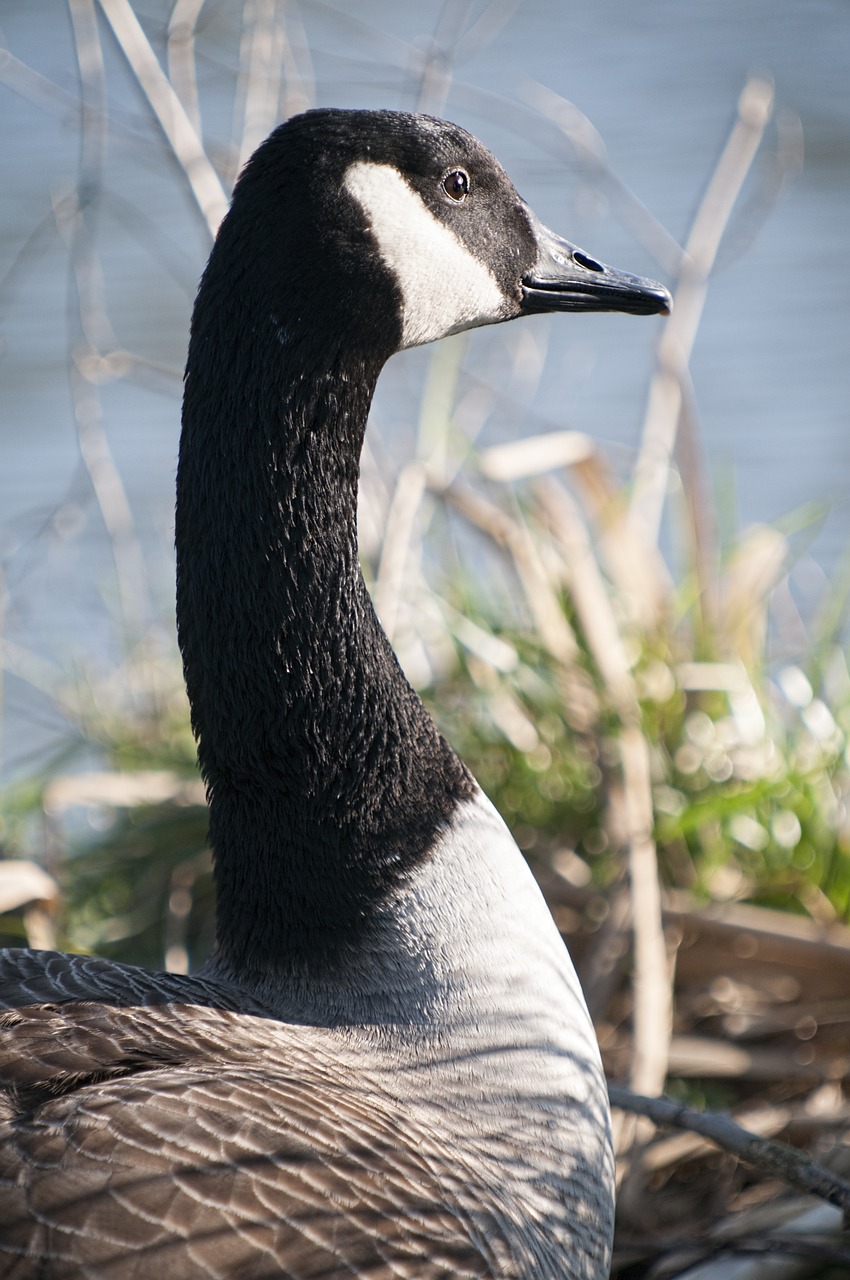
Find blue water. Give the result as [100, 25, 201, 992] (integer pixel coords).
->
[1, 0, 848, 775]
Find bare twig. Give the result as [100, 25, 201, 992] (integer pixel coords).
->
[479, 430, 595, 482]
[480, 430, 672, 627]
[519, 80, 684, 279]
[439, 481, 599, 730]
[278, 0, 315, 122]
[416, 0, 476, 116]
[62, 0, 152, 637]
[610, 1085, 850, 1219]
[167, 0, 206, 137]
[0, 863, 59, 951]
[43, 770, 205, 813]
[53, 185, 151, 639]
[0, 45, 81, 117]
[538, 480, 672, 1099]
[68, 0, 108, 181]
[96, 0, 228, 237]
[235, 0, 287, 172]
[569, 449, 672, 628]
[442, 482, 579, 666]
[629, 77, 774, 548]
[373, 462, 429, 643]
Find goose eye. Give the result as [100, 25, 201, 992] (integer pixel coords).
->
[442, 169, 469, 202]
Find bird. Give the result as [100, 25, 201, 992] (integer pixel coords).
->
[0, 108, 670, 1279]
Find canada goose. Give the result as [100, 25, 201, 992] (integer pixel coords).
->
[0, 109, 670, 1279]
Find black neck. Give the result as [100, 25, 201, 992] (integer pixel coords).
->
[177, 291, 472, 978]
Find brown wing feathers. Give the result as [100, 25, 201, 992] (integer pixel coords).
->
[0, 984, 499, 1278]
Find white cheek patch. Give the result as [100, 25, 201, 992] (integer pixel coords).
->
[343, 161, 508, 349]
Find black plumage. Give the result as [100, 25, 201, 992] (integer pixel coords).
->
[0, 109, 670, 1278]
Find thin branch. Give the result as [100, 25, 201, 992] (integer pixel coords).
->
[629, 77, 774, 548]
[0, 45, 81, 117]
[479, 430, 595, 482]
[96, 0, 228, 238]
[442, 482, 579, 667]
[569, 449, 672, 628]
[538, 480, 672, 1099]
[610, 1085, 850, 1220]
[278, 0, 315, 122]
[519, 80, 684, 279]
[373, 463, 429, 644]
[235, 0, 287, 172]
[167, 0, 206, 138]
[53, 188, 151, 638]
[68, 0, 108, 186]
[416, 0, 476, 116]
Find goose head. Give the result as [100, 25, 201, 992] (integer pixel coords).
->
[213, 107, 671, 366]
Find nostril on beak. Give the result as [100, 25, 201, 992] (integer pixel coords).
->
[573, 251, 603, 273]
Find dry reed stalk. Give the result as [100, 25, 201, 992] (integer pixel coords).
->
[536, 479, 673, 1100]
[520, 80, 684, 279]
[0, 865, 58, 916]
[167, 0, 205, 137]
[0, 45, 80, 116]
[235, 0, 287, 171]
[569, 450, 672, 629]
[478, 431, 671, 628]
[0, 862, 59, 951]
[629, 77, 775, 549]
[668, 1206, 848, 1280]
[373, 462, 429, 643]
[164, 858, 205, 975]
[376, 337, 470, 644]
[670, 359, 719, 640]
[479, 430, 595, 482]
[43, 771, 205, 813]
[96, 0, 228, 237]
[414, 0, 476, 116]
[416, 335, 468, 479]
[52, 186, 152, 640]
[278, 2, 315, 121]
[68, 0, 107, 177]
[442, 482, 579, 665]
[719, 525, 788, 668]
[0, 568, 4, 780]
[437, 602, 519, 675]
[580, 881, 632, 1021]
[439, 481, 602, 729]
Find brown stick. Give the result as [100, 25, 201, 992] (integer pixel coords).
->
[609, 1084, 850, 1220]
[96, 0, 227, 236]
[537, 481, 672, 1100]
[629, 77, 774, 547]
[167, 0, 205, 137]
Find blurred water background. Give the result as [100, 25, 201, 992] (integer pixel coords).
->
[1, 0, 849, 778]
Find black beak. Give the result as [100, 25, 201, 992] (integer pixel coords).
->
[521, 214, 672, 318]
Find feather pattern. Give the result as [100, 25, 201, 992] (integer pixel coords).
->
[0, 956, 604, 1278]
[0, 793, 613, 1277]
